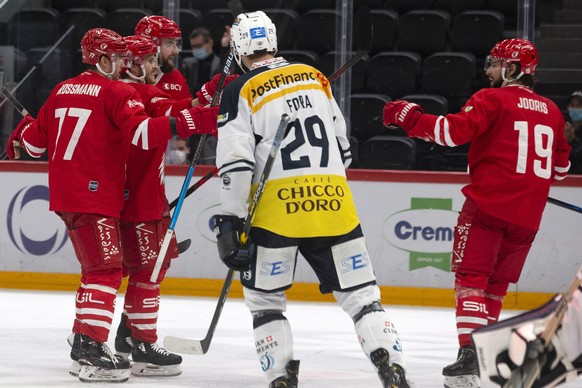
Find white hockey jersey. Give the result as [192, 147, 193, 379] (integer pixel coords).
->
[216, 57, 359, 238]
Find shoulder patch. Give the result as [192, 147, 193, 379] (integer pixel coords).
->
[464, 106, 474, 113]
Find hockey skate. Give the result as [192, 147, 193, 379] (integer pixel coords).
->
[442, 346, 480, 388]
[269, 360, 300, 388]
[68, 333, 81, 377]
[78, 334, 131, 383]
[131, 340, 182, 377]
[114, 314, 133, 360]
[371, 348, 410, 388]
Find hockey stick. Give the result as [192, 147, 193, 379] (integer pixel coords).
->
[547, 196, 582, 215]
[169, 167, 217, 210]
[149, 51, 235, 283]
[0, 86, 31, 160]
[503, 265, 582, 388]
[0, 86, 30, 117]
[164, 112, 291, 355]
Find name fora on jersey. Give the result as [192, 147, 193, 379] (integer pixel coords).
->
[286, 94, 312, 112]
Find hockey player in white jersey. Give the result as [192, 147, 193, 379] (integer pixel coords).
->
[472, 284, 582, 387]
[212, 10, 410, 388]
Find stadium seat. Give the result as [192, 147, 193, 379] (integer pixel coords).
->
[358, 136, 416, 170]
[196, 9, 234, 48]
[318, 51, 368, 92]
[401, 94, 449, 116]
[366, 10, 399, 54]
[100, 0, 145, 12]
[105, 9, 152, 37]
[420, 52, 476, 96]
[433, 0, 485, 16]
[185, 0, 228, 14]
[244, 0, 291, 10]
[59, 8, 106, 51]
[350, 93, 393, 142]
[179, 9, 202, 49]
[296, 10, 338, 54]
[277, 50, 319, 67]
[487, 0, 518, 28]
[8, 8, 60, 51]
[385, 0, 434, 14]
[264, 9, 299, 50]
[51, 0, 104, 12]
[451, 11, 504, 58]
[365, 52, 422, 98]
[397, 10, 451, 57]
[292, 0, 335, 15]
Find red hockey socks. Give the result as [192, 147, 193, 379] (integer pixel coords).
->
[455, 287, 488, 348]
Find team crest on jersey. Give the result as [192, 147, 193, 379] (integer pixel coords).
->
[88, 181, 98, 191]
[222, 174, 231, 186]
[464, 106, 474, 112]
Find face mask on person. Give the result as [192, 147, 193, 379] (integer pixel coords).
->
[568, 108, 582, 122]
[191, 47, 210, 60]
[169, 150, 187, 164]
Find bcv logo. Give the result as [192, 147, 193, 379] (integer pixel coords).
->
[341, 252, 370, 273]
[7, 185, 68, 255]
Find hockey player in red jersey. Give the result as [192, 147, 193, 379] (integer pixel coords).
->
[5, 28, 218, 383]
[110, 34, 234, 377]
[134, 15, 192, 100]
[383, 38, 572, 388]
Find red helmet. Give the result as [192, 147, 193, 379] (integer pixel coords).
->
[124, 35, 158, 65]
[134, 15, 181, 46]
[81, 28, 127, 65]
[487, 38, 538, 75]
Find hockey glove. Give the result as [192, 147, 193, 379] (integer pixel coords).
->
[196, 74, 239, 106]
[493, 324, 578, 387]
[211, 214, 254, 272]
[6, 114, 34, 160]
[383, 100, 423, 132]
[174, 105, 219, 138]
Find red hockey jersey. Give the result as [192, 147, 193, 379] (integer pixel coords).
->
[19, 71, 173, 217]
[120, 81, 191, 222]
[409, 85, 571, 230]
[156, 69, 193, 100]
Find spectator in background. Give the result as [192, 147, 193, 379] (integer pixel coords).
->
[181, 26, 233, 166]
[135, 15, 193, 100]
[564, 95, 582, 174]
[166, 136, 191, 165]
[182, 27, 221, 94]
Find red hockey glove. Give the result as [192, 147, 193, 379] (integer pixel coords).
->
[174, 105, 219, 138]
[383, 100, 423, 132]
[6, 115, 34, 160]
[196, 74, 239, 106]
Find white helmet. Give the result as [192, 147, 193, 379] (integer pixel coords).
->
[230, 11, 277, 69]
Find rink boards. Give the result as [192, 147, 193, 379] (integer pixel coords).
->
[1, 162, 581, 310]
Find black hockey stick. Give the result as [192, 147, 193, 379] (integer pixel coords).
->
[169, 168, 217, 210]
[547, 196, 582, 214]
[0, 86, 30, 117]
[164, 113, 291, 355]
[503, 265, 582, 388]
[0, 86, 31, 160]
